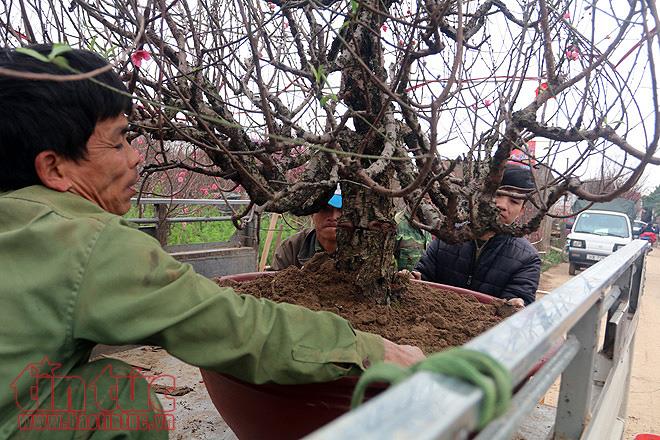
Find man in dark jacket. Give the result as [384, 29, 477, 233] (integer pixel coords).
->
[414, 165, 541, 307]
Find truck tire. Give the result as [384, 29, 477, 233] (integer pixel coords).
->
[569, 262, 577, 276]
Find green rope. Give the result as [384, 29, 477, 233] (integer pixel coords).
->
[351, 347, 512, 430]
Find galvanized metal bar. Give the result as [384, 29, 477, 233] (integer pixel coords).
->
[306, 240, 648, 440]
[609, 301, 629, 364]
[474, 336, 580, 440]
[554, 300, 601, 439]
[614, 264, 632, 305]
[629, 245, 647, 312]
[466, 240, 646, 383]
[602, 285, 622, 316]
[131, 197, 250, 206]
[609, 300, 628, 327]
[307, 372, 481, 440]
[583, 308, 640, 440]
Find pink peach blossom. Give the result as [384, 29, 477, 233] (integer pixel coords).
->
[130, 50, 151, 69]
[565, 48, 580, 61]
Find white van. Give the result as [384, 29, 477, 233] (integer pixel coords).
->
[567, 209, 632, 275]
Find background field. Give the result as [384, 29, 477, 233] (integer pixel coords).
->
[125, 206, 305, 266]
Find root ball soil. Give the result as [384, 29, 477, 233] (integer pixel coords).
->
[217, 256, 515, 353]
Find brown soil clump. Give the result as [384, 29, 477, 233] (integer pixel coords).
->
[217, 257, 514, 353]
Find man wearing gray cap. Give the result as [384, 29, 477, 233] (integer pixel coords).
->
[414, 164, 541, 307]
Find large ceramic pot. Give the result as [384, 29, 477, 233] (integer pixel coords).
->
[200, 272, 503, 440]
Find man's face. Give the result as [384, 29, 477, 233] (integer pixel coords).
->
[495, 193, 525, 225]
[312, 205, 341, 244]
[60, 115, 141, 215]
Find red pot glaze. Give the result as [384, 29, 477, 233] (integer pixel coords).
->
[201, 272, 499, 440]
[200, 371, 384, 440]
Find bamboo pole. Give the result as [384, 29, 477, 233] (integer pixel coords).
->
[259, 213, 280, 271]
[273, 223, 285, 256]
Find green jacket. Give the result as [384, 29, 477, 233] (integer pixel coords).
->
[271, 228, 322, 270]
[0, 186, 383, 437]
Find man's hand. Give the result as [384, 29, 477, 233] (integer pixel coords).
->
[382, 338, 425, 367]
[505, 298, 525, 309]
[398, 269, 421, 280]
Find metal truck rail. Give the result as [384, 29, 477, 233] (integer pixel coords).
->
[127, 197, 259, 277]
[308, 240, 648, 440]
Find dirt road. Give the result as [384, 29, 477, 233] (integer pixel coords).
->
[625, 249, 660, 438]
[539, 253, 660, 438]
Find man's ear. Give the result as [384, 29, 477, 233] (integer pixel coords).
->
[34, 150, 72, 192]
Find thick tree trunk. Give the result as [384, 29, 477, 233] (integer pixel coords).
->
[334, 0, 398, 301]
[335, 182, 398, 301]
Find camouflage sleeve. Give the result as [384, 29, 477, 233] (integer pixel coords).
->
[395, 218, 430, 271]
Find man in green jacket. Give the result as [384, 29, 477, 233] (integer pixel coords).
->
[271, 186, 342, 270]
[0, 45, 423, 439]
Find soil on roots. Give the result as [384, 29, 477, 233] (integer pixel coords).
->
[216, 255, 515, 353]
